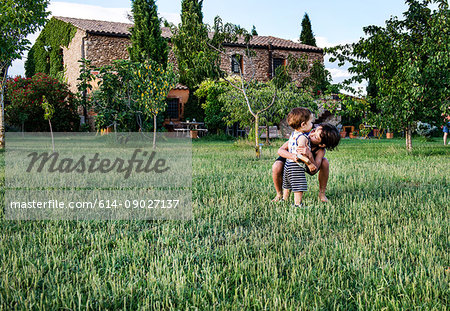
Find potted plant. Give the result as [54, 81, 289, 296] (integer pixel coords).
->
[349, 130, 358, 138]
[340, 131, 347, 138]
[386, 128, 393, 139]
[190, 129, 198, 139]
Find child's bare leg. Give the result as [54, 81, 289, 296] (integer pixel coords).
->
[293, 191, 303, 206]
[318, 158, 329, 202]
[272, 160, 284, 201]
[283, 189, 290, 201]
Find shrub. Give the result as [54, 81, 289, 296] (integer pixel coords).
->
[416, 121, 437, 138]
[195, 79, 228, 134]
[6, 73, 79, 131]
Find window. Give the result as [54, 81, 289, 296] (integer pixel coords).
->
[272, 58, 285, 76]
[167, 98, 179, 119]
[231, 54, 243, 74]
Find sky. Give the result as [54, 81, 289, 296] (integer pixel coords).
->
[9, 0, 413, 91]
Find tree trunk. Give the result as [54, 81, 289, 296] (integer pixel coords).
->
[0, 66, 8, 148]
[266, 124, 270, 145]
[49, 119, 55, 152]
[153, 114, 157, 149]
[405, 126, 412, 152]
[255, 114, 260, 158]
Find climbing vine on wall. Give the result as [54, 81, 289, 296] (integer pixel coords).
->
[25, 18, 77, 78]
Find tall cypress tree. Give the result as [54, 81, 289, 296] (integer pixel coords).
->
[172, 0, 220, 90]
[128, 0, 168, 66]
[300, 13, 316, 46]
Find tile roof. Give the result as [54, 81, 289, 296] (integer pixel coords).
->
[54, 16, 322, 52]
[54, 16, 172, 38]
[228, 35, 322, 52]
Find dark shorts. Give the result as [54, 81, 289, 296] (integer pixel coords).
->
[443, 122, 450, 133]
[276, 156, 317, 175]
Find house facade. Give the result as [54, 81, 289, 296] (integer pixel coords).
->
[53, 16, 324, 124]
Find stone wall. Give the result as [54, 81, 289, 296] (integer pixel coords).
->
[63, 29, 85, 93]
[85, 34, 131, 69]
[67, 33, 323, 90]
[220, 46, 323, 83]
[220, 46, 270, 81]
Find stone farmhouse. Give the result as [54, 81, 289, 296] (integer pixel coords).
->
[53, 16, 324, 124]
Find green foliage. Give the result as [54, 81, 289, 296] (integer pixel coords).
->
[302, 60, 331, 95]
[41, 95, 54, 121]
[264, 82, 317, 126]
[171, 0, 221, 90]
[5, 73, 79, 131]
[300, 13, 317, 46]
[128, 0, 168, 66]
[133, 60, 178, 118]
[0, 0, 49, 71]
[76, 58, 95, 119]
[195, 79, 228, 133]
[92, 60, 137, 131]
[220, 79, 317, 129]
[92, 59, 177, 132]
[327, 0, 450, 149]
[0, 0, 50, 145]
[324, 94, 366, 126]
[24, 17, 77, 78]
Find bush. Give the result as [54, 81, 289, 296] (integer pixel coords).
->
[195, 80, 228, 134]
[6, 73, 79, 131]
[416, 121, 437, 138]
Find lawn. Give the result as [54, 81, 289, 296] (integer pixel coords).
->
[0, 138, 448, 310]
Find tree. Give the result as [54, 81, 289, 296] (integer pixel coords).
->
[0, 0, 49, 147]
[328, 0, 449, 151]
[92, 59, 178, 147]
[132, 60, 178, 148]
[93, 60, 139, 132]
[171, 0, 221, 90]
[76, 59, 95, 125]
[220, 81, 316, 143]
[207, 17, 315, 157]
[300, 13, 317, 46]
[41, 95, 54, 151]
[128, 0, 168, 66]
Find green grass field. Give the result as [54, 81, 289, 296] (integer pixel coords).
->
[0, 138, 448, 310]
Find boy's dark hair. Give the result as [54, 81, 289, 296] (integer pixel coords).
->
[287, 107, 312, 130]
[319, 123, 340, 150]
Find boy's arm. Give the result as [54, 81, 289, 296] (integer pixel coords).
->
[277, 141, 297, 161]
[297, 146, 326, 175]
[296, 136, 314, 166]
[296, 145, 314, 163]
